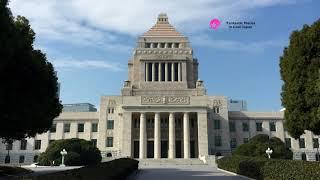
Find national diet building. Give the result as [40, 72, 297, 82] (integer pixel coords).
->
[1, 14, 319, 164]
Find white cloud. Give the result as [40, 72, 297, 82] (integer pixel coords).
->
[8, 0, 298, 48]
[51, 59, 125, 72]
[191, 35, 286, 53]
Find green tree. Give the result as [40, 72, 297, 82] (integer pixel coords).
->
[280, 19, 320, 138]
[233, 134, 293, 159]
[0, 0, 62, 143]
[38, 139, 102, 166]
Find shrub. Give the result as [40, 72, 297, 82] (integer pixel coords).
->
[233, 134, 292, 159]
[38, 138, 101, 166]
[217, 156, 320, 180]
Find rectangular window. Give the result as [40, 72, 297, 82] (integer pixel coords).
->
[243, 138, 249, 143]
[19, 155, 25, 163]
[168, 63, 172, 81]
[145, 43, 151, 48]
[106, 137, 113, 147]
[78, 123, 84, 132]
[91, 139, 97, 147]
[155, 63, 159, 81]
[20, 140, 27, 150]
[134, 118, 139, 128]
[214, 136, 222, 147]
[50, 123, 56, 133]
[299, 138, 305, 148]
[269, 122, 276, 131]
[167, 43, 172, 48]
[34, 140, 41, 150]
[230, 138, 237, 148]
[256, 122, 263, 132]
[214, 120, 220, 130]
[285, 138, 291, 148]
[6, 142, 13, 150]
[160, 43, 165, 48]
[213, 107, 220, 114]
[229, 121, 236, 132]
[242, 122, 249, 132]
[64, 123, 70, 133]
[174, 43, 179, 48]
[92, 123, 98, 132]
[313, 138, 319, 148]
[107, 120, 114, 129]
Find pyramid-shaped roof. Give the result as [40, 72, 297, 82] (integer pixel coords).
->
[142, 13, 185, 38]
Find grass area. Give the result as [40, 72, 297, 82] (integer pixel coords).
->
[217, 155, 320, 180]
[0, 165, 33, 177]
[20, 158, 138, 180]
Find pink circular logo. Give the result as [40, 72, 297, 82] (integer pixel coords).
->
[210, 19, 221, 29]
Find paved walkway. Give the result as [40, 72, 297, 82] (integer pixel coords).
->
[128, 164, 247, 180]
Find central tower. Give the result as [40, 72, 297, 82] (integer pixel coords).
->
[122, 13, 206, 96]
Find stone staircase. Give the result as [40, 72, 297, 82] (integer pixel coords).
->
[138, 158, 214, 166]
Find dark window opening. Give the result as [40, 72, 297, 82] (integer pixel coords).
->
[161, 63, 165, 81]
[145, 43, 151, 48]
[155, 63, 159, 81]
[174, 63, 178, 81]
[168, 63, 172, 81]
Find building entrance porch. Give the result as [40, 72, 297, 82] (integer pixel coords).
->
[132, 112, 199, 159]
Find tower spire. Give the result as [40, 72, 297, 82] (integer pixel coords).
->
[157, 13, 169, 24]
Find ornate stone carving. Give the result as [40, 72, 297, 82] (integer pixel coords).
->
[212, 99, 222, 107]
[108, 100, 116, 106]
[141, 96, 190, 105]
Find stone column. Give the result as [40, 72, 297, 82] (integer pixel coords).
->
[154, 113, 161, 159]
[168, 112, 175, 159]
[139, 112, 147, 159]
[165, 62, 168, 82]
[159, 63, 162, 81]
[171, 62, 175, 81]
[178, 63, 181, 82]
[152, 63, 155, 82]
[146, 62, 149, 81]
[183, 112, 190, 159]
[197, 112, 209, 156]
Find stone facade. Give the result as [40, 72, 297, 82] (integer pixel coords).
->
[1, 13, 319, 164]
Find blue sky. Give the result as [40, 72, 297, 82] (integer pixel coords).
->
[9, 0, 320, 111]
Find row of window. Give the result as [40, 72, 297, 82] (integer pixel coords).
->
[222, 121, 277, 132]
[144, 42, 180, 48]
[285, 138, 320, 149]
[6, 139, 42, 150]
[4, 154, 39, 164]
[213, 137, 320, 149]
[214, 136, 249, 147]
[50, 121, 114, 133]
[5, 136, 114, 151]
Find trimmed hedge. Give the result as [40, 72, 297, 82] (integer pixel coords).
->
[21, 158, 138, 180]
[217, 156, 320, 180]
[233, 134, 293, 159]
[38, 138, 101, 166]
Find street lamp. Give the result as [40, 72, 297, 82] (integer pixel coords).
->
[60, 149, 68, 167]
[266, 147, 273, 159]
